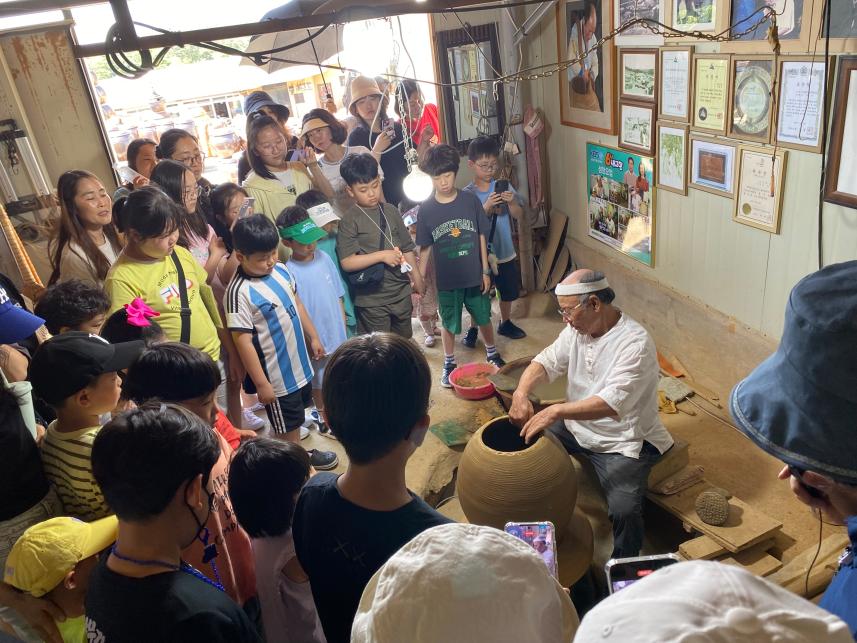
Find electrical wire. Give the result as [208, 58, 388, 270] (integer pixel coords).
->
[805, 510, 824, 596]
[815, 0, 833, 270]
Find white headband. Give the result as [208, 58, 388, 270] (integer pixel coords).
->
[554, 278, 609, 296]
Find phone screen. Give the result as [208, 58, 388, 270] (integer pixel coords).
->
[504, 522, 558, 579]
[606, 555, 679, 593]
[494, 179, 510, 194]
[238, 197, 255, 219]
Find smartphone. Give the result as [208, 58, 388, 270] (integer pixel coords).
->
[381, 118, 395, 137]
[115, 164, 143, 184]
[237, 197, 255, 219]
[789, 465, 824, 499]
[494, 179, 510, 193]
[504, 521, 558, 579]
[605, 553, 681, 594]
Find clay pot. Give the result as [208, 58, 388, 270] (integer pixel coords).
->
[457, 416, 578, 540]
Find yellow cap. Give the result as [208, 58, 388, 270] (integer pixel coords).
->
[300, 117, 331, 138]
[4, 515, 118, 597]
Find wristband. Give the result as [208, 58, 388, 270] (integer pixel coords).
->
[482, 269, 492, 275]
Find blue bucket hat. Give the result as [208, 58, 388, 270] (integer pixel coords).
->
[730, 260, 857, 485]
[0, 286, 44, 344]
[244, 91, 290, 121]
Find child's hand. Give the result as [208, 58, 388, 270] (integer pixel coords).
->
[381, 249, 403, 267]
[310, 338, 326, 361]
[131, 174, 149, 189]
[500, 191, 515, 203]
[481, 273, 491, 294]
[484, 192, 503, 213]
[210, 236, 227, 256]
[256, 381, 276, 406]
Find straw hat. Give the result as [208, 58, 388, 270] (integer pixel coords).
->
[348, 76, 383, 109]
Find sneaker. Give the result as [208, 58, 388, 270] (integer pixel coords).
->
[424, 334, 436, 347]
[300, 424, 313, 440]
[498, 319, 527, 339]
[309, 448, 338, 471]
[246, 401, 265, 413]
[318, 421, 338, 440]
[242, 408, 265, 431]
[461, 327, 478, 348]
[487, 353, 506, 369]
[440, 362, 457, 388]
[305, 407, 322, 425]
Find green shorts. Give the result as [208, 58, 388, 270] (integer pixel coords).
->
[438, 287, 492, 335]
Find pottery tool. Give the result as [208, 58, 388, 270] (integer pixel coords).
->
[429, 420, 471, 447]
[486, 374, 543, 406]
[658, 376, 696, 416]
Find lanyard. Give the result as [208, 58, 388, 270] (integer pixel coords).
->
[357, 204, 396, 249]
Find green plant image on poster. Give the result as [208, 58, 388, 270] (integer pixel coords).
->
[586, 142, 655, 266]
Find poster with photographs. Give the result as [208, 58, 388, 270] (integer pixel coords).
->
[615, 0, 665, 44]
[729, 56, 775, 143]
[557, 0, 616, 133]
[587, 142, 655, 266]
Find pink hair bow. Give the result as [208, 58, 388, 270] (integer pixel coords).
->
[124, 297, 160, 327]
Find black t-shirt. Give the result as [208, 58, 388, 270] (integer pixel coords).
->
[415, 190, 491, 291]
[0, 399, 48, 520]
[292, 473, 452, 643]
[85, 557, 261, 643]
[347, 122, 408, 207]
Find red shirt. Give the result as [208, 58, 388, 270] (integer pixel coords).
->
[406, 103, 441, 146]
[214, 409, 241, 450]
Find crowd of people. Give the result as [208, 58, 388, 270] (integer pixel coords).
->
[0, 70, 854, 643]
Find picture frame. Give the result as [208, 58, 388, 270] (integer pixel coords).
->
[665, 0, 731, 41]
[722, 0, 814, 53]
[670, 0, 718, 31]
[656, 121, 689, 195]
[689, 134, 737, 197]
[692, 54, 730, 135]
[614, 0, 665, 45]
[557, 0, 617, 133]
[812, 0, 857, 53]
[774, 56, 829, 153]
[823, 56, 857, 210]
[733, 145, 787, 233]
[620, 48, 659, 103]
[658, 46, 692, 123]
[728, 55, 776, 143]
[619, 101, 657, 155]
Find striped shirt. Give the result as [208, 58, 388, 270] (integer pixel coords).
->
[40, 422, 110, 522]
[224, 263, 313, 397]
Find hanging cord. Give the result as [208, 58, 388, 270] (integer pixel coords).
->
[805, 509, 824, 596]
[815, 0, 832, 270]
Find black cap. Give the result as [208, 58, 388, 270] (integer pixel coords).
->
[29, 332, 145, 406]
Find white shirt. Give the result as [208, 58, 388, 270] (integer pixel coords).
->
[318, 145, 382, 195]
[533, 313, 673, 459]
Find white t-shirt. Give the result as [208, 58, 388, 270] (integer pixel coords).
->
[319, 145, 383, 195]
[533, 313, 674, 458]
[96, 237, 118, 265]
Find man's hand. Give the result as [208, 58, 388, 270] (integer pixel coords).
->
[256, 381, 276, 406]
[509, 392, 535, 427]
[310, 337, 326, 361]
[778, 466, 848, 524]
[483, 192, 503, 214]
[481, 273, 491, 294]
[8, 590, 65, 643]
[520, 405, 559, 444]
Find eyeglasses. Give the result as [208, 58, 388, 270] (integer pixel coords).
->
[476, 163, 497, 171]
[557, 300, 588, 319]
[174, 152, 205, 166]
[256, 140, 286, 154]
[182, 185, 201, 200]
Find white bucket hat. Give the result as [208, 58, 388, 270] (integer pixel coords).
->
[351, 523, 578, 643]
[576, 560, 852, 642]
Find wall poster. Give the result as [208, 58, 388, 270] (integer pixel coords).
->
[587, 142, 655, 266]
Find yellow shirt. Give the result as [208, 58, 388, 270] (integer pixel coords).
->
[105, 246, 222, 361]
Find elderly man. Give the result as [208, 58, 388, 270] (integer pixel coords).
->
[510, 269, 673, 558]
[730, 261, 857, 638]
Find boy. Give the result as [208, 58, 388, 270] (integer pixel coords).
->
[224, 214, 338, 471]
[86, 403, 260, 642]
[278, 205, 347, 438]
[4, 515, 118, 643]
[28, 332, 144, 521]
[33, 279, 110, 336]
[416, 144, 506, 387]
[292, 334, 451, 643]
[228, 438, 325, 643]
[463, 136, 527, 344]
[336, 153, 424, 337]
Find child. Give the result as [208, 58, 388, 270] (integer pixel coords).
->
[296, 189, 358, 338]
[228, 438, 325, 643]
[292, 334, 451, 643]
[224, 214, 338, 470]
[33, 279, 110, 335]
[122, 342, 257, 604]
[462, 136, 527, 345]
[99, 298, 166, 346]
[335, 153, 424, 337]
[86, 403, 260, 642]
[28, 332, 144, 521]
[278, 205, 347, 438]
[3, 515, 118, 643]
[400, 200, 440, 347]
[416, 144, 505, 388]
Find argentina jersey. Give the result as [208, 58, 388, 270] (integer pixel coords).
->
[225, 263, 314, 397]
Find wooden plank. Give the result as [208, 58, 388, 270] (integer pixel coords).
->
[767, 533, 849, 595]
[719, 540, 782, 577]
[679, 535, 726, 560]
[536, 210, 568, 291]
[647, 485, 782, 553]
[547, 245, 571, 290]
[647, 439, 689, 487]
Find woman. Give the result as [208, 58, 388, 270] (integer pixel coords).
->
[155, 129, 217, 234]
[346, 75, 409, 206]
[395, 79, 441, 149]
[113, 137, 157, 201]
[48, 170, 122, 286]
[238, 91, 298, 184]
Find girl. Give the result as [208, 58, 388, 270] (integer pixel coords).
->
[395, 79, 441, 150]
[150, 159, 226, 282]
[155, 128, 217, 233]
[113, 137, 157, 201]
[48, 170, 122, 286]
[238, 92, 298, 184]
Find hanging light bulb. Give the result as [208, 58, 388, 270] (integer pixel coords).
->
[403, 164, 433, 202]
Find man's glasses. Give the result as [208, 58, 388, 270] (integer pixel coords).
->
[557, 300, 588, 319]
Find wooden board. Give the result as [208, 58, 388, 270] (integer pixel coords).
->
[647, 438, 689, 487]
[679, 535, 726, 560]
[536, 210, 568, 291]
[647, 485, 782, 553]
[547, 244, 571, 290]
[719, 539, 782, 577]
[767, 533, 849, 596]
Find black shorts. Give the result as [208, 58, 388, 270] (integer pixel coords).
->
[265, 383, 313, 434]
[494, 259, 521, 302]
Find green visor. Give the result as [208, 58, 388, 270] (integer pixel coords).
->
[279, 218, 327, 244]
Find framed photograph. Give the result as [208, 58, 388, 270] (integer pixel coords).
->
[659, 46, 692, 122]
[671, 0, 718, 31]
[690, 135, 737, 197]
[619, 101, 657, 155]
[657, 122, 689, 194]
[723, 0, 814, 53]
[733, 145, 787, 233]
[824, 56, 857, 210]
[692, 54, 730, 134]
[812, 0, 857, 53]
[469, 90, 481, 117]
[728, 55, 776, 143]
[615, 0, 665, 45]
[557, 0, 616, 133]
[587, 142, 656, 266]
[774, 57, 829, 153]
[620, 48, 659, 103]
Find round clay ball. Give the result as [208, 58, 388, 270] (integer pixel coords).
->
[695, 490, 730, 526]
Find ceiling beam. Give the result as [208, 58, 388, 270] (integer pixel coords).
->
[0, 0, 103, 17]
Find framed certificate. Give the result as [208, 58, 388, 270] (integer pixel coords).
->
[690, 134, 737, 197]
[657, 122, 689, 195]
[774, 57, 829, 153]
[728, 55, 776, 143]
[659, 46, 692, 122]
[733, 145, 787, 233]
[823, 56, 857, 210]
[619, 101, 657, 155]
[692, 54, 730, 135]
[620, 48, 659, 104]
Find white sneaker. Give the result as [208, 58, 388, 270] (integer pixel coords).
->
[242, 408, 265, 431]
[424, 334, 436, 347]
[246, 402, 265, 413]
[305, 407, 322, 424]
[300, 423, 315, 440]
